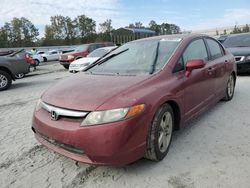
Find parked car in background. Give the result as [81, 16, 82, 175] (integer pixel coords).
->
[27, 52, 43, 66]
[59, 42, 115, 69]
[42, 50, 62, 62]
[15, 53, 36, 79]
[217, 35, 228, 43]
[220, 33, 250, 73]
[69, 46, 117, 73]
[32, 34, 236, 165]
[0, 49, 30, 90]
[37, 51, 45, 55]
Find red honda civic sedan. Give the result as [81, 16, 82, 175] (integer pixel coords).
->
[32, 34, 236, 165]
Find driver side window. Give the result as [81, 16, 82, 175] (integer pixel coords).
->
[173, 39, 208, 73]
[183, 39, 208, 64]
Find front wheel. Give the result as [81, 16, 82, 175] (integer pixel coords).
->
[0, 70, 12, 91]
[223, 74, 235, 101]
[63, 65, 69, 69]
[43, 57, 47, 62]
[145, 104, 174, 161]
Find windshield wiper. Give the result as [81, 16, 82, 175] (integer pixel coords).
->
[97, 48, 129, 65]
[150, 42, 160, 74]
[85, 48, 129, 71]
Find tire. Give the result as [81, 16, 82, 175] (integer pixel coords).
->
[34, 59, 40, 66]
[223, 74, 235, 101]
[15, 73, 25, 79]
[145, 104, 174, 161]
[43, 57, 47, 62]
[63, 65, 69, 69]
[0, 70, 12, 91]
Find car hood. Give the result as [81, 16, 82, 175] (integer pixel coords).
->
[41, 73, 150, 111]
[227, 47, 250, 56]
[71, 57, 99, 65]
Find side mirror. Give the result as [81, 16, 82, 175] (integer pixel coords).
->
[185, 59, 205, 77]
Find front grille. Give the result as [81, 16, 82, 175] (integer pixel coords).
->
[60, 55, 68, 60]
[38, 131, 85, 155]
[70, 64, 80, 68]
[235, 56, 245, 63]
[40, 101, 88, 121]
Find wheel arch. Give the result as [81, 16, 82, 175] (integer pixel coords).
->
[0, 66, 15, 80]
[75, 56, 83, 60]
[231, 71, 236, 82]
[164, 100, 181, 130]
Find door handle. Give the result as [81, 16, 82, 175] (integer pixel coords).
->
[208, 67, 216, 71]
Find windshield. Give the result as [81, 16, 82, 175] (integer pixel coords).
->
[88, 39, 180, 75]
[223, 34, 250, 47]
[88, 48, 109, 58]
[75, 45, 88, 52]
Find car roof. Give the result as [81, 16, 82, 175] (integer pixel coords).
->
[135, 33, 209, 42]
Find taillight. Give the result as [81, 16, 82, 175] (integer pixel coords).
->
[25, 53, 35, 65]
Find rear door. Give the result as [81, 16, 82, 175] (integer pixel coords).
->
[205, 38, 228, 97]
[182, 38, 216, 121]
[9, 51, 29, 75]
[50, 51, 58, 60]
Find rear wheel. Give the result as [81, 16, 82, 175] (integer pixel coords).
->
[15, 73, 25, 79]
[223, 74, 235, 101]
[63, 65, 69, 69]
[145, 104, 174, 161]
[0, 70, 12, 91]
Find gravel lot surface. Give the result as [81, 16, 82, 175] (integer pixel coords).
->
[0, 63, 250, 188]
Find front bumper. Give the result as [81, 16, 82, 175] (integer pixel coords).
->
[32, 108, 149, 166]
[69, 66, 86, 73]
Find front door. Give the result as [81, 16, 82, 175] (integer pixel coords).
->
[182, 39, 216, 121]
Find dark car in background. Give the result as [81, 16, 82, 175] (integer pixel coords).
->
[219, 33, 250, 73]
[59, 42, 114, 69]
[32, 34, 236, 165]
[0, 49, 30, 91]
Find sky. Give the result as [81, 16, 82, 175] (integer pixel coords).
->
[0, 0, 250, 37]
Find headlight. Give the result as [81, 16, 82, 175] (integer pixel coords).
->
[35, 99, 43, 111]
[68, 55, 74, 60]
[81, 104, 145, 126]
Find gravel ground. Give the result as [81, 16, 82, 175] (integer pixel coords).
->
[0, 63, 250, 188]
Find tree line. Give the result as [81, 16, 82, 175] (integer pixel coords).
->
[0, 15, 183, 48]
[217, 24, 250, 35]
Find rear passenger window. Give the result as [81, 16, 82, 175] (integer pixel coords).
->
[183, 39, 208, 65]
[206, 39, 223, 60]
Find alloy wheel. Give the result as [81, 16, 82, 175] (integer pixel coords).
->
[158, 112, 173, 153]
[0, 74, 8, 88]
[227, 75, 234, 98]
